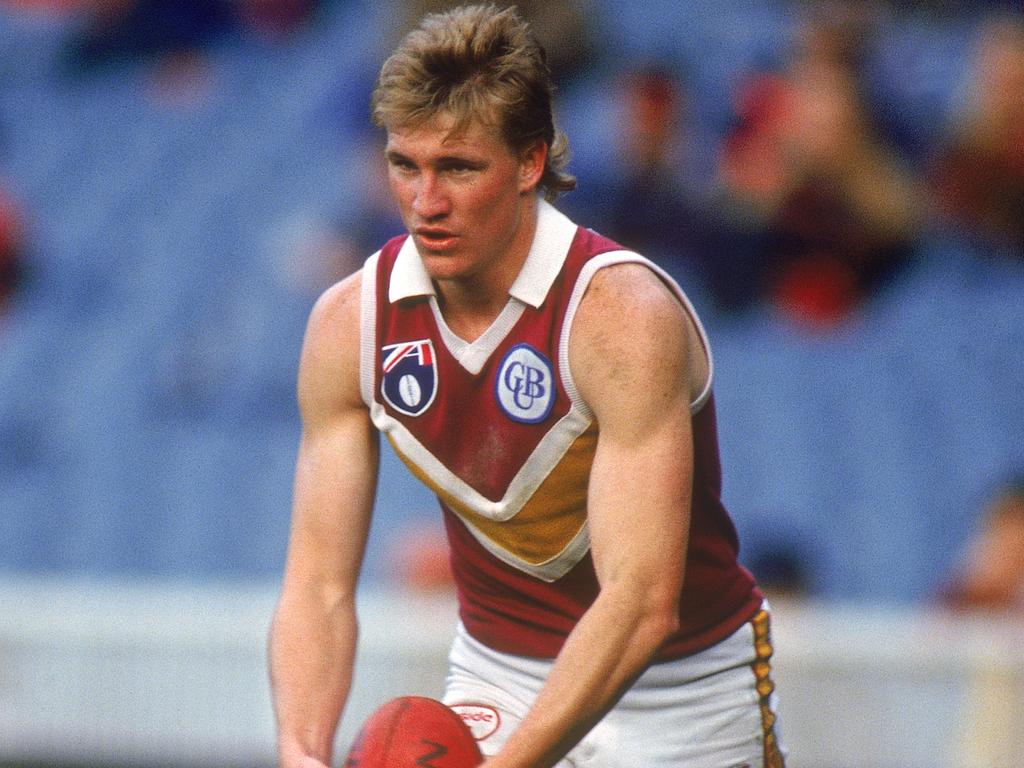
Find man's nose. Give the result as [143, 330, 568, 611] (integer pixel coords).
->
[412, 173, 451, 219]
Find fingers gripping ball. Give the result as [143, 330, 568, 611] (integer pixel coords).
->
[344, 696, 483, 767]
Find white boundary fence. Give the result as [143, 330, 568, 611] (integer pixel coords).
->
[0, 576, 1021, 768]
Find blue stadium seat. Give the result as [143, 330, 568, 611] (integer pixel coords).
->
[0, 1, 1021, 604]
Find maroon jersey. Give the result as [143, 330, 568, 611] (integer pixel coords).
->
[359, 201, 762, 660]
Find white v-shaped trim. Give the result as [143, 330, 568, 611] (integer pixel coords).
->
[558, 249, 715, 416]
[370, 400, 592, 522]
[428, 296, 528, 375]
[370, 400, 593, 582]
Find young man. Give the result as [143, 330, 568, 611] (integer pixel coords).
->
[268, 5, 785, 767]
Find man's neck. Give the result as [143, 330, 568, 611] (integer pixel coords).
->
[433, 195, 540, 342]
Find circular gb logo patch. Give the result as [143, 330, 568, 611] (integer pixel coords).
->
[495, 343, 555, 424]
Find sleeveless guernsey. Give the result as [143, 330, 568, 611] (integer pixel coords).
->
[360, 201, 762, 660]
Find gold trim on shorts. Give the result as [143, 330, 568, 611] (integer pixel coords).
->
[751, 609, 786, 768]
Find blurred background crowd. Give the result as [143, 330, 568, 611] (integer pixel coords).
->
[0, 0, 1022, 610]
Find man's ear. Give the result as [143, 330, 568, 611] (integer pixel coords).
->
[518, 141, 548, 194]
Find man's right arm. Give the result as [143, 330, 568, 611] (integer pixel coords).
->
[269, 271, 379, 768]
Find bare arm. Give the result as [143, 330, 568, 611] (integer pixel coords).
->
[269, 272, 379, 768]
[484, 263, 698, 768]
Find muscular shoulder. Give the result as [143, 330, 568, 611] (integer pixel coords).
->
[569, 262, 706, 416]
[297, 270, 365, 420]
[312, 265, 362, 323]
[576, 262, 685, 339]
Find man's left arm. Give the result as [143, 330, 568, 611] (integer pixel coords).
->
[482, 262, 696, 768]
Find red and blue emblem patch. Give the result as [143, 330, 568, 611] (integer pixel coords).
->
[381, 339, 438, 417]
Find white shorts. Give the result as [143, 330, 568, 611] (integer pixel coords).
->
[443, 605, 785, 768]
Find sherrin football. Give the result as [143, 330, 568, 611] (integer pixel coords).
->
[344, 696, 483, 767]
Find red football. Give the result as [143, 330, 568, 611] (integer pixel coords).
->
[344, 696, 483, 767]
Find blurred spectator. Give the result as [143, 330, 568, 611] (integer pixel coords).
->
[64, 0, 236, 68]
[60, 0, 327, 106]
[388, 520, 454, 593]
[271, 136, 402, 298]
[719, 6, 925, 330]
[1, 0, 90, 13]
[595, 65, 694, 254]
[60, 0, 234, 108]
[745, 543, 812, 601]
[929, 15, 1024, 257]
[0, 182, 27, 323]
[235, 0, 322, 41]
[887, 0, 1023, 14]
[5, 0, 321, 27]
[940, 477, 1024, 612]
[564, 64, 761, 314]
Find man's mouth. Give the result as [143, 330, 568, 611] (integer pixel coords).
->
[415, 227, 458, 251]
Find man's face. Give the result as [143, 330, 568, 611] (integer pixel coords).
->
[385, 113, 544, 284]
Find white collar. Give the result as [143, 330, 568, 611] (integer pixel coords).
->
[388, 198, 578, 308]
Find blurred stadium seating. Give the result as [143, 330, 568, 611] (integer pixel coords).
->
[1, 0, 1021, 600]
[0, 1, 1022, 766]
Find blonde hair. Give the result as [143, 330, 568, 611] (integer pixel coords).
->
[371, 3, 575, 201]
